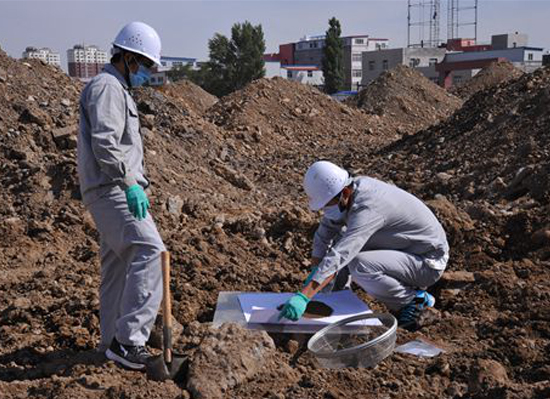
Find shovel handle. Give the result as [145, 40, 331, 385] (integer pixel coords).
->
[161, 251, 173, 363]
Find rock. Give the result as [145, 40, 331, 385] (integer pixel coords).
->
[51, 125, 78, 149]
[468, 359, 509, 392]
[436, 172, 453, 182]
[167, 195, 184, 216]
[19, 107, 51, 127]
[60, 98, 72, 107]
[13, 297, 33, 310]
[440, 271, 475, 287]
[426, 196, 475, 245]
[0, 67, 7, 82]
[531, 228, 550, 246]
[213, 164, 255, 191]
[147, 313, 184, 349]
[187, 323, 276, 399]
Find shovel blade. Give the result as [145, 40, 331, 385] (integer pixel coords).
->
[146, 353, 187, 382]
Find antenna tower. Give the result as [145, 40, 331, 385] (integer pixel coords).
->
[407, 0, 441, 48]
[447, 0, 479, 42]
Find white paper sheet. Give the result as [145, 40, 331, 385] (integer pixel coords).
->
[238, 290, 380, 326]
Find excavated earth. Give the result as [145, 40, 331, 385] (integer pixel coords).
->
[450, 60, 525, 100]
[348, 64, 463, 136]
[1, 46, 549, 399]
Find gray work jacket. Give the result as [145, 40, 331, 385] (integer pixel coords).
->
[312, 177, 449, 284]
[77, 64, 148, 205]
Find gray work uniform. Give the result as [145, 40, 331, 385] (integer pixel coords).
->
[311, 177, 449, 311]
[77, 64, 165, 350]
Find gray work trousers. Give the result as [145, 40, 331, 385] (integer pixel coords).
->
[87, 186, 165, 351]
[348, 250, 445, 311]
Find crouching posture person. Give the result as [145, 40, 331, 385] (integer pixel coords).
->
[77, 22, 165, 369]
[278, 161, 449, 330]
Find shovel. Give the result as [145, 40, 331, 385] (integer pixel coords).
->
[146, 251, 187, 381]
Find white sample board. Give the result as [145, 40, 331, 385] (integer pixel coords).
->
[238, 290, 379, 327]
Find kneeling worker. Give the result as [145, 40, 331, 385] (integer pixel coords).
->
[278, 161, 449, 330]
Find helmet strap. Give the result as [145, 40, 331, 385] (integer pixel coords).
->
[122, 52, 133, 89]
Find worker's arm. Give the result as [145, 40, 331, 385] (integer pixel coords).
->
[312, 207, 385, 284]
[312, 216, 345, 259]
[87, 82, 136, 189]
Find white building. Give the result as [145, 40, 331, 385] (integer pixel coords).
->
[22, 47, 61, 67]
[149, 56, 197, 86]
[281, 65, 324, 86]
[67, 45, 109, 80]
[294, 34, 390, 90]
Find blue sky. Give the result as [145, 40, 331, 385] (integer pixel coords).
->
[1, 1, 549, 71]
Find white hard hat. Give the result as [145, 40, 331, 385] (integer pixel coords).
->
[304, 161, 350, 211]
[113, 21, 162, 66]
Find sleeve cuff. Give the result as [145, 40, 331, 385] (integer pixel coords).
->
[121, 176, 138, 191]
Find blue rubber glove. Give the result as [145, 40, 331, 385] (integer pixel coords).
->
[304, 266, 319, 287]
[278, 292, 310, 321]
[125, 184, 150, 221]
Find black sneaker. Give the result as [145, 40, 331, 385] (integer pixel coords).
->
[105, 338, 151, 370]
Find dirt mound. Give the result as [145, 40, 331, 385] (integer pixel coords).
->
[451, 60, 524, 100]
[2, 47, 550, 399]
[352, 64, 463, 134]
[159, 79, 218, 115]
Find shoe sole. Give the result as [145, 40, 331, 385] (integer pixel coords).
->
[105, 348, 146, 370]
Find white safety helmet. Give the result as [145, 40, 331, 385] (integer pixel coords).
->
[113, 21, 162, 66]
[304, 161, 350, 211]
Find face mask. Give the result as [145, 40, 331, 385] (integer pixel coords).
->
[323, 204, 346, 222]
[129, 64, 152, 87]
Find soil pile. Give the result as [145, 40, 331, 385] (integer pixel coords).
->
[1, 46, 550, 399]
[159, 79, 218, 115]
[206, 77, 397, 201]
[352, 64, 463, 134]
[451, 60, 524, 100]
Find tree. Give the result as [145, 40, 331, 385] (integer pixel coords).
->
[165, 64, 194, 83]
[322, 17, 344, 94]
[200, 21, 266, 97]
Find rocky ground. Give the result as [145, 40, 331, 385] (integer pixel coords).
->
[1, 47, 549, 398]
[450, 61, 524, 100]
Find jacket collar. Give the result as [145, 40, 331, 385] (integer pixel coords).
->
[104, 63, 129, 89]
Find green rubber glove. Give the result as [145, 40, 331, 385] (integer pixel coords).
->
[125, 184, 150, 221]
[278, 292, 310, 321]
[303, 266, 319, 287]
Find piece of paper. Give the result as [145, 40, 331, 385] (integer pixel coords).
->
[237, 290, 380, 326]
[395, 339, 444, 357]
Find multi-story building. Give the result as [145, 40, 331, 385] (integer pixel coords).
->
[265, 35, 389, 90]
[67, 45, 108, 81]
[22, 47, 61, 67]
[293, 34, 389, 90]
[436, 33, 544, 88]
[149, 56, 197, 86]
[280, 65, 324, 86]
[361, 47, 451, 86]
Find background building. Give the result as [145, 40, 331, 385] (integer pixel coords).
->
[362, 47, 447, 86]
[149, 56, 197, 86]
[67, 45, 108, 81]
[21, 47, 60, 67]
[280, 65, 323, 86]
[293, 34, 389, 90]
[437, 33, 544, 88]
[265, 35, 389, 90]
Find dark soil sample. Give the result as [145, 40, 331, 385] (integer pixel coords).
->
[277, 300, 333, 319]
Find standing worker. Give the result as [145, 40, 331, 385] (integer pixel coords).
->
[77, 22, 165, 370]
[279, 161, 449, 330]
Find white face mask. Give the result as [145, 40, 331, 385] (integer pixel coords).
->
[323, 204, 346, 222]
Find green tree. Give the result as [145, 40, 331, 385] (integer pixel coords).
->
[165, 64, 194, 83]
[201, 21, 266, 97]
[322, 17, 344, 94]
